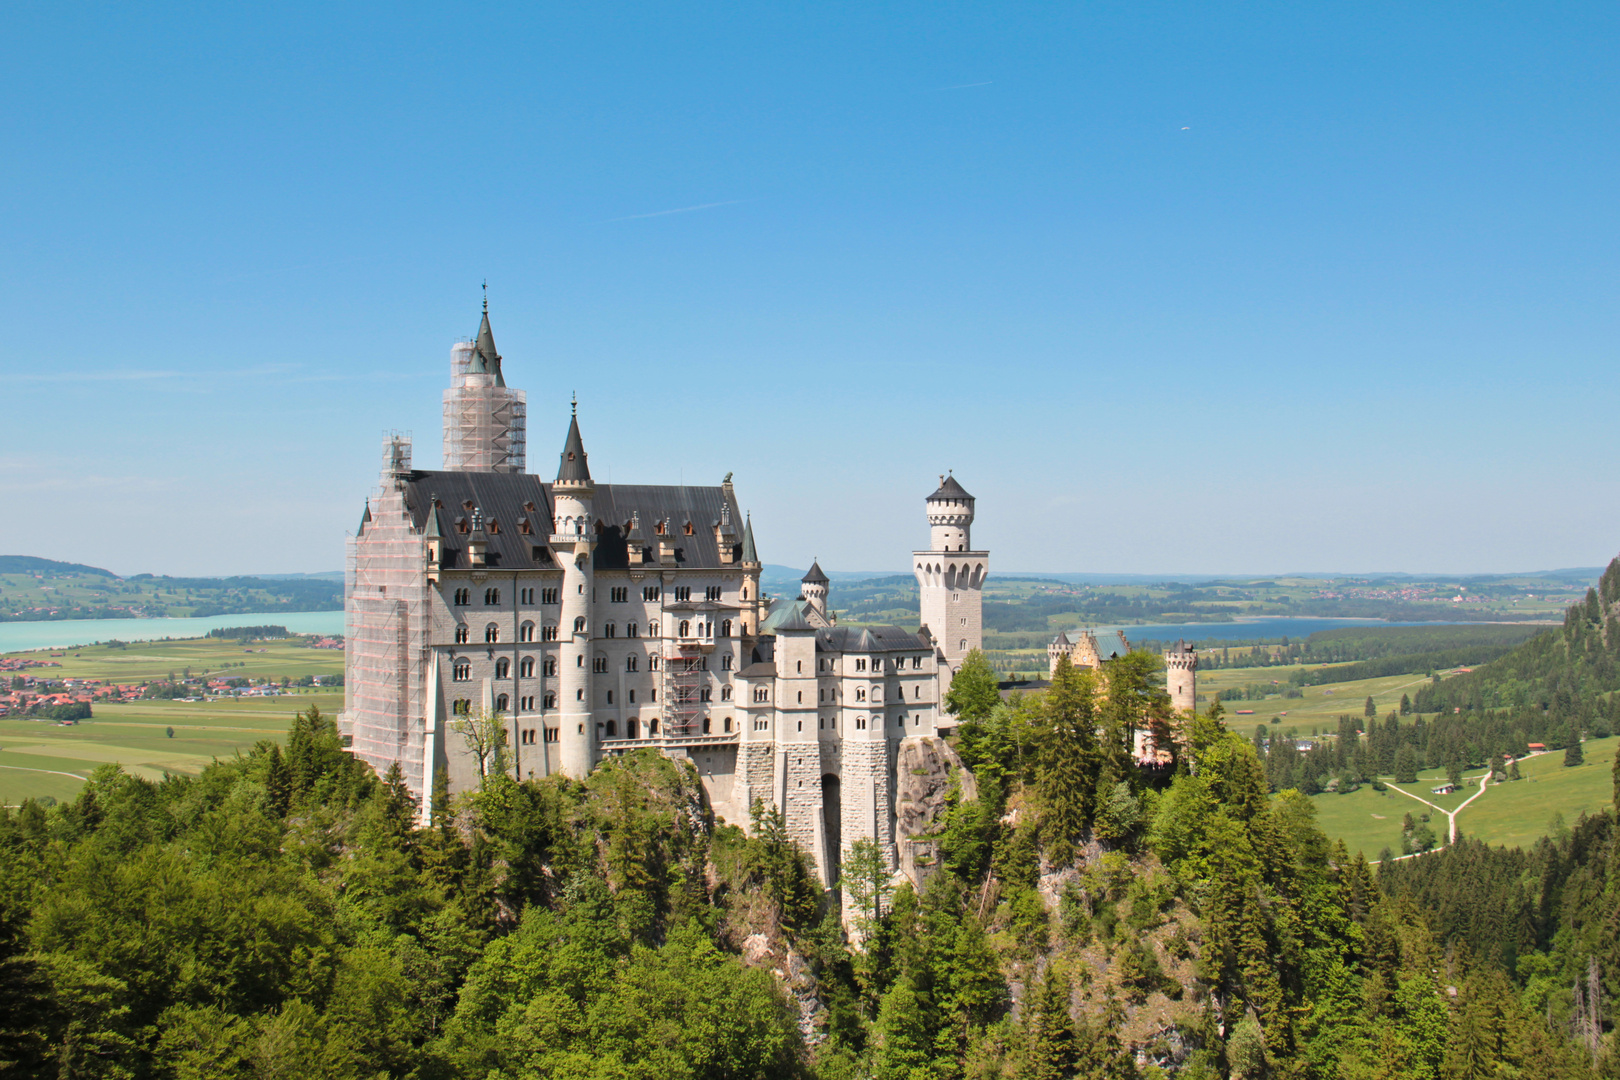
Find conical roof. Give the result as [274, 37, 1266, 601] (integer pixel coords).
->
[556, 408, 592, 484]
[928, 472, 973, 501]
[741, 513, 758, 563]
[474, 307, 504, 387]
[358, 500, 371, 536]
[802, 560, 829, 585]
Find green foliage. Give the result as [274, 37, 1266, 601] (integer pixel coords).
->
[943, 648, 1000, 726]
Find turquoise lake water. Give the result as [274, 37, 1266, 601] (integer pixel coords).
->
[0, 610, 347, 653]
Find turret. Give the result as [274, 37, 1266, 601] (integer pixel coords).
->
[550, 403, 596, 779]
[1165, 639, 1198, 715]
[801, 560, 829, 617]
[925, 473, 974, 552]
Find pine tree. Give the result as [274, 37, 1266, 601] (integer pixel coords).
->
[1364, 696, 1376, 719]
[1563, 722, 1583, 767]
[1395, 745, 1418, 784]
[1037, 656, 1100, 865]
[1022, 963, 1076, 1080]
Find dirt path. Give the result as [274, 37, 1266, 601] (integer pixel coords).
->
[1384, 768, 1491, 844]
[0, 762, 89, 781]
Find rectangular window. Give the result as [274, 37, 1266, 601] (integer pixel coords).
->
[722, 655, 732, 670]
[674, 586, 691, 602]
[643, 586, 660, 602]
[626, 655, 638, 672]
[520, 588, 534, 604]
[542, 625, 558, 642]
[453, 662, 471, 682]
[611, 587, 628, 603]
[856, 658, 866, 671]
[704, 586, 721, 601]
[649, 655, 661, 671]
[453, 588, 469, 606]
[542, 588, 559, 605]
[593, 657, 608, 673]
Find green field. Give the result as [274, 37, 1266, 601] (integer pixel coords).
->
[1201, 661, 1436, 732]
[1307, 736, 1618, 859]
[1, 635, 344, 805]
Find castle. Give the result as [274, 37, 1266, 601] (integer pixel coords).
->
[340, 301, 985, 886]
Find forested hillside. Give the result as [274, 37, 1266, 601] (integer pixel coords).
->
[4, 652, 1616, 1077]
[1415, 558, 1620, 715]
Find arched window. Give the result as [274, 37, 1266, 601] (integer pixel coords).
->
[796, 660, 802, 673]
[543, 691, 556, 709]
[679, 620, 691, 637]
[721, 619, 731, 637]
[519, 622, 534, 642]
[703, 717, 711, 734]
[721, 687, 732, 701]
[454, 588, 469, 605]
[605, 720, 617, 737]
[960, 639, 967, 651]
[627, 622, 639, 638]
[453, 698, 470, 715]
[544, 657, 557, 676]
[520, 657, 534, 678]
[485, 624, 500, 643]
[454, 625, 469, 644]
[573, 616, 586, 633]
[627, 718, 639, 739]
[740, 622, 748, 635]
[495, 693, 509, 712]
[453, 661, 470, 681]
[605, 623, 616, 638]
[649, 621, 660, 638]
[856, 715, 866, 730]
[723, 716, 732, 732]
[856, 688, 866, 701]
[485, 588, 500, 605]
[495, 658, 510, 679]
[649, 718, 659, 735]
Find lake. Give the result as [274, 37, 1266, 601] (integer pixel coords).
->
[1101, 617, 1502, 645]
[0, 610, 348, 653]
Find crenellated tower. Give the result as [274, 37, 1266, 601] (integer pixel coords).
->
[912, 473, 988, 695]
[1164, 639, 1198, 715]
[801, 560, 829, 618]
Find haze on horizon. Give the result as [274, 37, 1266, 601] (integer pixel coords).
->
[2, 4, 1617, 580]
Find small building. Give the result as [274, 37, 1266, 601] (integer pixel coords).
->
[1527, 742, 1546, 752]
[1431, 783, 1456, 795]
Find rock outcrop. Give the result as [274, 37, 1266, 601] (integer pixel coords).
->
[893, 734, 978, 887]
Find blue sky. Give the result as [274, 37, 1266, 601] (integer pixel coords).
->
[2, 3, 1617, 578]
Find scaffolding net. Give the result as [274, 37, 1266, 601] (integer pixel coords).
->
[442, 343, 527, 472]
[343, 434, 434, 802]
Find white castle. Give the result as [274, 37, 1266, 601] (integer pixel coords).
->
[341, 301, 986, 885]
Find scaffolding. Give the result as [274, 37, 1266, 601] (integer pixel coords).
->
[662, 646, 706, 738]
[442, 341, 527, 472]
[343, 433, 434, 808]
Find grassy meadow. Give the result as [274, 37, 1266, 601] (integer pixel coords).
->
[1306, 736, 1619, 860]
[0, 635, 343, 805]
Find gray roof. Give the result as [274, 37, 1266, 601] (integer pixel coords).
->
[474, 307, 504, 388]
[770, 607, 818, 632]
[358, 501, 371, 536]
[1093, 630, 1129, 660]
[394, 471, 745, 572]
[802, 560, 829, 584]
[816, 625, 930, 654]
[556, 412, 591, 483]
[741, 513, 758, 563]
[1051, 630, 1070, 647]
[928, 473, 973, 501]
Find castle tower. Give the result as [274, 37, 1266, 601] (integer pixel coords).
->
[442, 297, 527, 472]
[551, 403, 595, 778]
[801, 560, 829, 617]
[1165, 639, 1198, 715]
[913, 473, 988, 691]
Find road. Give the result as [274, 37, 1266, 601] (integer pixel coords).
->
[1383, 767, 1491, 844]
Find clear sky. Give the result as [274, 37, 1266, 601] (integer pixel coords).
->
[2, 3, 1617, 578]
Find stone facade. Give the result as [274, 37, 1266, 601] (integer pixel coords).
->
[341, 301, 986, 888]
[1165, 639, 1198, 714]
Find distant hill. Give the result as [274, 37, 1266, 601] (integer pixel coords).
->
[1415, 557, 1620, 714]
[0, 555, 118, 578]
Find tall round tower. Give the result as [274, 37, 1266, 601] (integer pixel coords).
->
[1164, 639, 1198, 714]
[552, 403, 596, 779]
[913, 473, 988, 694]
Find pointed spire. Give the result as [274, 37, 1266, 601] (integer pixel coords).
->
[474, 300, 503, 387]
[741, 512, 758, 564]
[556, 406, 592, 484]
[802, 560, 829, 585]
[424, 495, 442, 538]
[358, 500, 371, 536]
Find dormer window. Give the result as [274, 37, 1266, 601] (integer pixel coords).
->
[523, 501, 536, 513]
[463, 500, 475, 511]
[683, 521, 694, 536]
[655, 520, 666, 535]
[456, 517, 469, 534]
[487, 520, 499, 534]
[519, 519, 532, 535]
